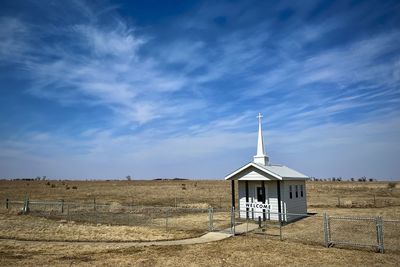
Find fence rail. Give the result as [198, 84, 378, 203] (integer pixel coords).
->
[1, 198, 399, 253]
[234, 208, 399, 253]
[2, 198, 215, 233]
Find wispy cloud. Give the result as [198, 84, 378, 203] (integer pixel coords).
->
[0, 0, 399, 179]
[0, 17, 32, 63]
[0, 4, 199, 125]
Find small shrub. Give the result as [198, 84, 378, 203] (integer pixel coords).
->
[46, 181, 51, 186]
[388, 182, 396, 189]
[66, 186, 70, 190]
[51, 184, 56, 188]
[72, 186, 78, 190]
[181, 184, 186, 190]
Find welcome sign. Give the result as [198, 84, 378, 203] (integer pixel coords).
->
[245, 203, 271, 210]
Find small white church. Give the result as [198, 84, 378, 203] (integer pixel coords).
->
[225, 113, 308, 222]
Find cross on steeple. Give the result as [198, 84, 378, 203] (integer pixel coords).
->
[257, 112, 263, 122]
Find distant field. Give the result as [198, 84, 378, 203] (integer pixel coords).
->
[0, 180, 399, 266]
[1, 180, 399, 209]
[0, 180, 231, 208]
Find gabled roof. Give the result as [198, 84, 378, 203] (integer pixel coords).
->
[225, 162, 308, 181]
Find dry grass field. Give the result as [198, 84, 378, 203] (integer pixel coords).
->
[1, 235, 400, 267]
[0, 213, 198, 242]
[1, 180, 399, 209]
[0, 179, 400, 266]
[0, 180, 232, 209]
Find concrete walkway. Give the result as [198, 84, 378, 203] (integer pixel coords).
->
[219, 222, 259, 235]
[0, 223, 260, 247]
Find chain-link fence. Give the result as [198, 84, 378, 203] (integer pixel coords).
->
[325, 215, 383, 252]
[383, 220, 400, 253]
[1, 198, 399, 253]
[233, 210, 324, 245]
[234, 209, 400, 254]
[1, 198, 212, 233]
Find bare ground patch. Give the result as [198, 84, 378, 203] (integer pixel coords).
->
[0, 214, 201, 242]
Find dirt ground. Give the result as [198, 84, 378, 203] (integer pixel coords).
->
[0, 213, 200, 242]
[0, 180, 399, 266]
[1, 236, 399, 266]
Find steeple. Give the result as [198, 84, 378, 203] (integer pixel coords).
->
[253, 113, 269, 165]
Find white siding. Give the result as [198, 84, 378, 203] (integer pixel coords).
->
[238, 170, 267, 180]
[282, 180, 307, 222]
[233, 166, 277, 181]
[239, 181, 257, 218]
[266, 181, 279, 220]
[238, 180, 279, 220]
[238, 179, 307, 222]
[238, 181, 247, 218]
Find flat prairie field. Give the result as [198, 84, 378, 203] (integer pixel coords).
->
[0, 180, 399, 266]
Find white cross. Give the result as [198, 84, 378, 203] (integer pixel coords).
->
[257, 113, 263, 124]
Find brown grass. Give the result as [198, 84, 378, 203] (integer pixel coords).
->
[307, 181, 400, 208]
[1, 236, 399, 266]
[0, 180, 232, 208]
[1, 180, 399, 209]
[0, 214, 198, 242]
[0, 180, 400, 266]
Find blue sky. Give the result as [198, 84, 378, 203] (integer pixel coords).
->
[0, 0, 399, 180]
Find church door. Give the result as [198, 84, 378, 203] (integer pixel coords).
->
[254, 184, 267, 220]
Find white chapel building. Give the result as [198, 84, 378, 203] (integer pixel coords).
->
[225, 113, 308, 222]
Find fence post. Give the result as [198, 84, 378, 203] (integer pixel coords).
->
[93, 198, 97, 225]
[264, 217, 267, 239]
[231, 206, 235, 235]
[211, 207, 214, 231]
[23, 196, 30, 214]
[165, 211, 169, 232]
[6, 198, 9, 209]
[128, 205, 131, 226]
[208, 207, 214, 231]
[379, 216, 384, 254]
[61, 199, 64, 213]
[67, 204, 70, 222]
[376, 216, 385, 253]
[323, 212, 329, 248]
[246, 218, 248, 239]
[95, 205, 98, 225]
[327, 214, 331, 243]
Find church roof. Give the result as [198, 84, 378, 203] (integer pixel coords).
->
[224, 112, 309, 181]
[224, 162, 308, 181]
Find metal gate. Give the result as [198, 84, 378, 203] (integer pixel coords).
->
[324, 213, 384, 253]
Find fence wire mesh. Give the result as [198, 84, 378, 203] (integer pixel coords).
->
[1, 199, 399, 253]
[236, 209, 399, 253]
[236, 210, 325, 246]
[2, 199, 211, 234]
[382, 220, 400, 253]
[328, 216, 378, 249]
